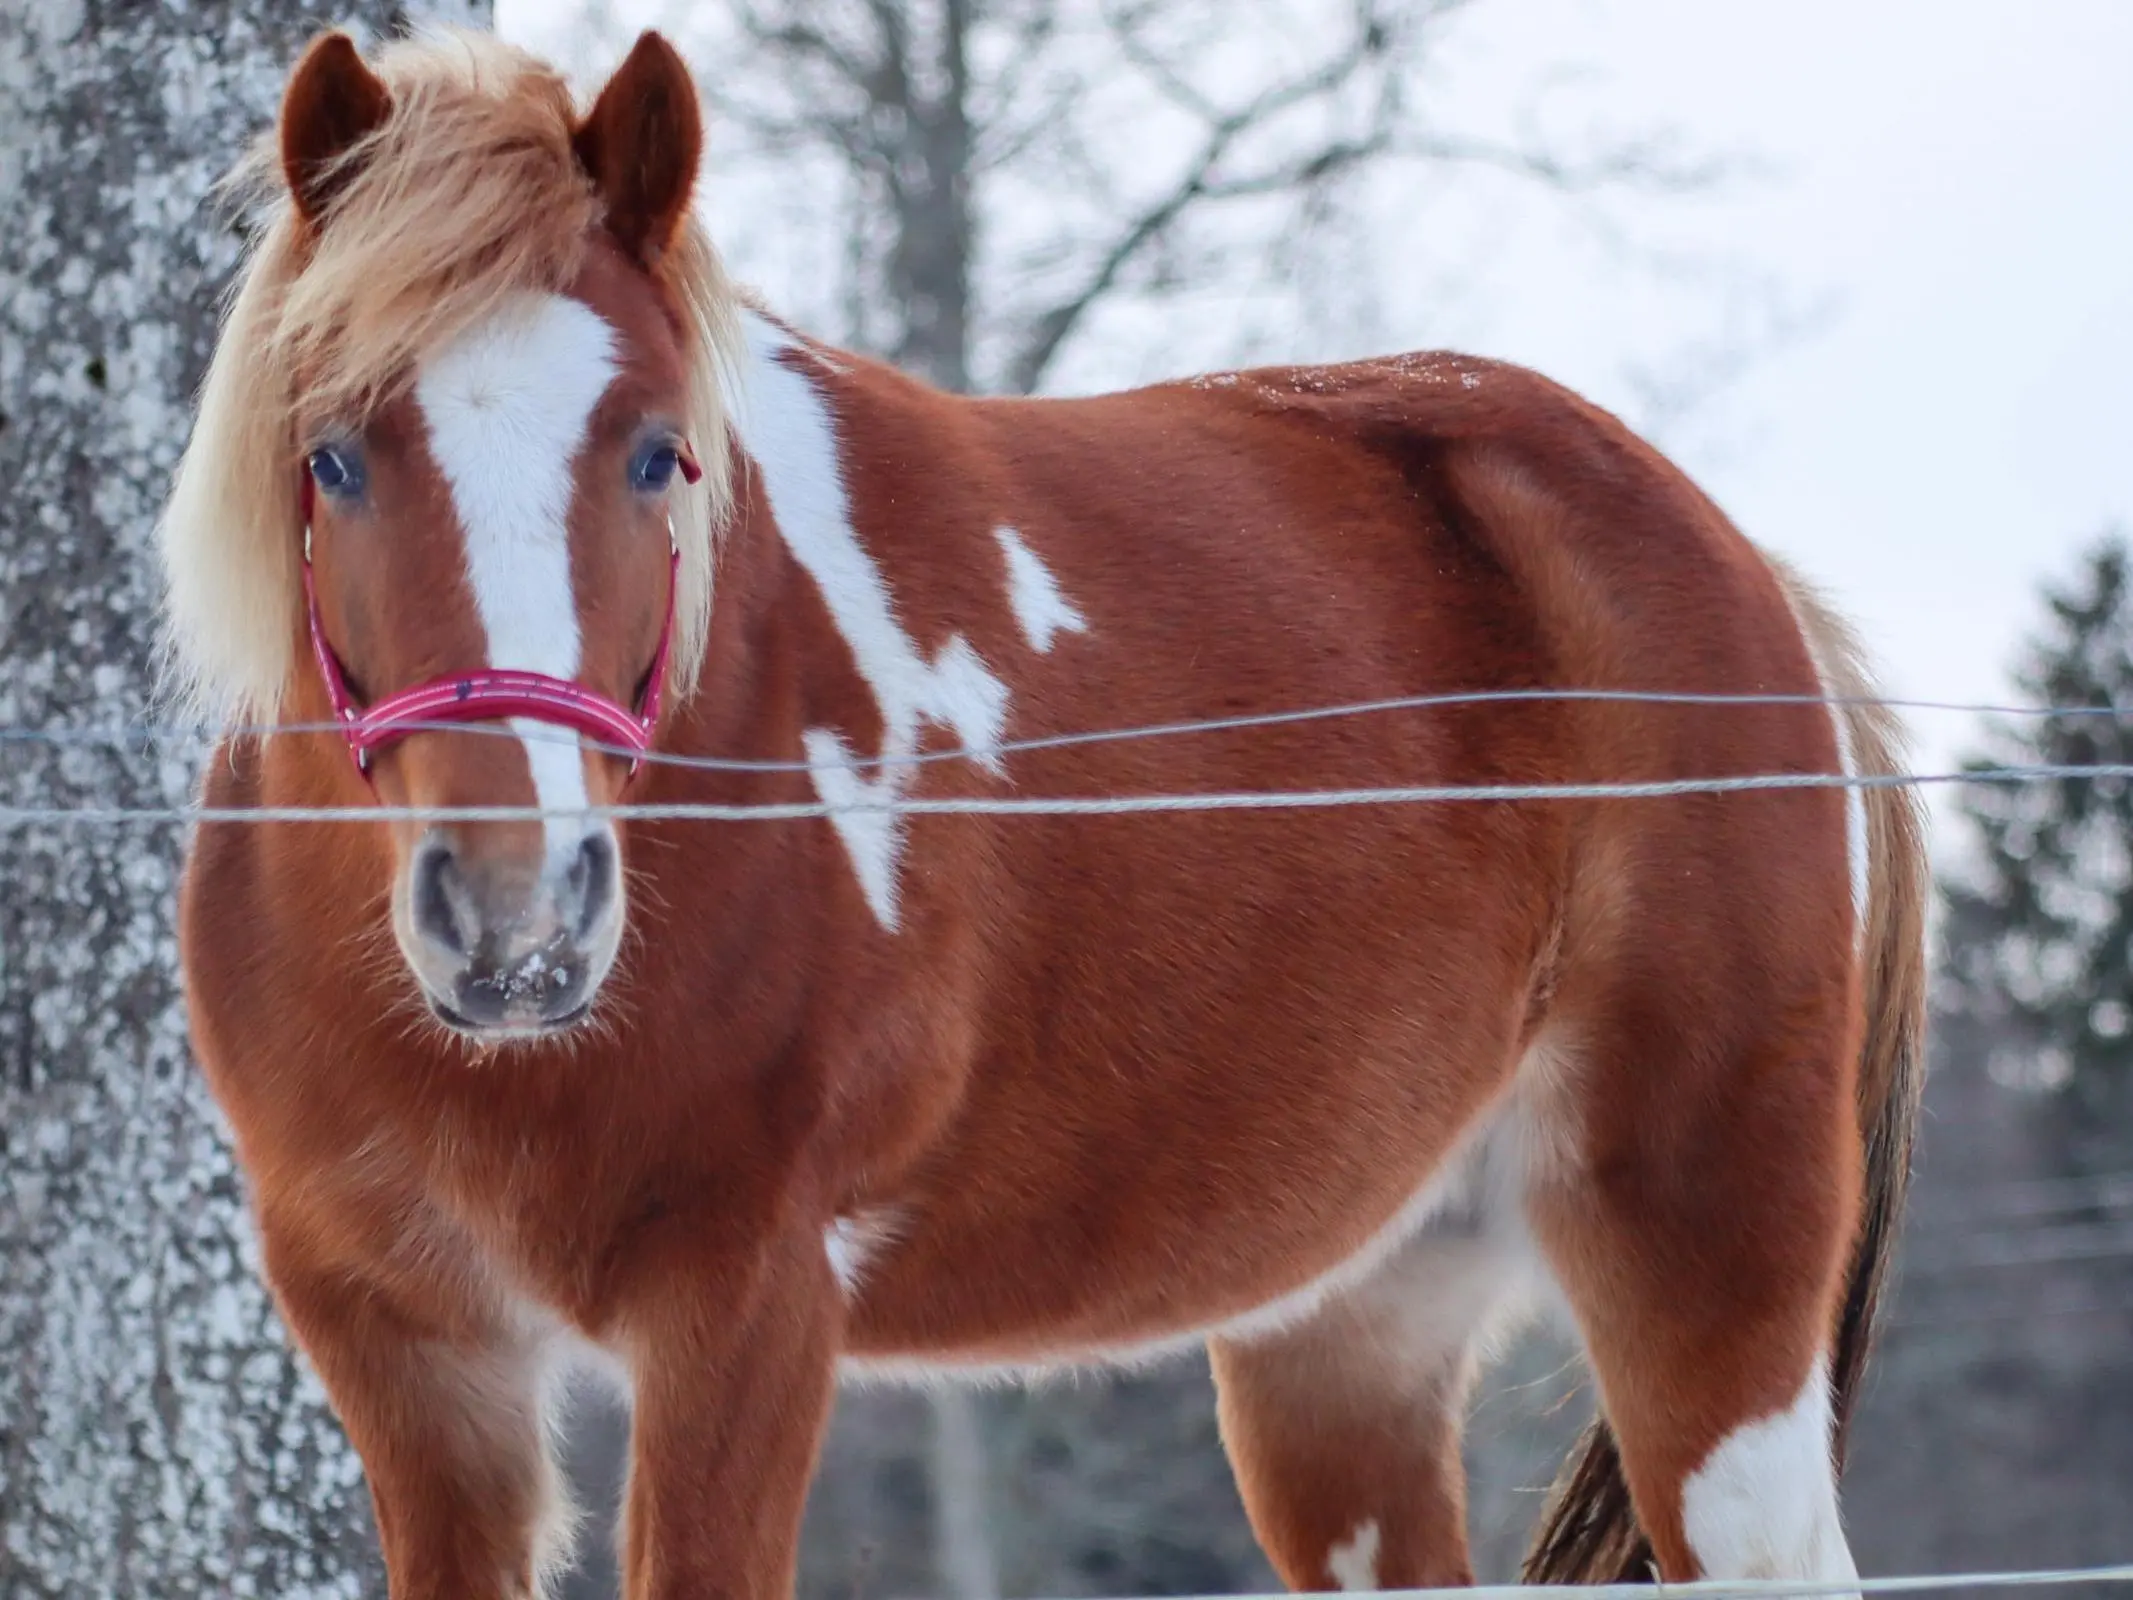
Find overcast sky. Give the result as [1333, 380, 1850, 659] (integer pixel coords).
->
[504, 0, 2133, 795]
[1425, 0, 2133, 790]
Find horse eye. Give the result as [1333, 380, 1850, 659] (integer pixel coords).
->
[632, 442, 681, 491]
[308, 447, 359, 496]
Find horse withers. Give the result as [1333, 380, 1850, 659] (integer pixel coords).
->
[158, 25, 1925, 1599]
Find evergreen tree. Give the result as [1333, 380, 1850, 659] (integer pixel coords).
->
[1941, 532, 2133, 1160]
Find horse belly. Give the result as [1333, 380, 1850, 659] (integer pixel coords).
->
[835, 1025, 1569, 1376]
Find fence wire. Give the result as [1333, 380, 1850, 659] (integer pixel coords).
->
[2, 760, 2131, 829]
[3, 688, 2133, 778]
[1125, 1565, 2133, 1600]
[9, 709, 2133, 1583]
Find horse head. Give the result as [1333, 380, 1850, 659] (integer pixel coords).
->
[162, 28, 738, 1038]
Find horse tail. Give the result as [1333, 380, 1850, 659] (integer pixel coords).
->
[1520, 559, 1929, 1583]
[1778, 561, 1931, 1466]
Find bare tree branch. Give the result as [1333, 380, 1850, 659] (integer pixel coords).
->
[730, 0, 872, 86]
[652, 0, 1759, 400]
[1400, 127, 1737, 195]
[968, 5, 1062, 163]
[1003, 4, 1398, 392]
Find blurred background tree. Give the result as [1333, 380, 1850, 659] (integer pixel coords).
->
[1837, 531, 2133, 1578]
[545, 0, 1736, 399]
[1940, 531, 2133, 1158]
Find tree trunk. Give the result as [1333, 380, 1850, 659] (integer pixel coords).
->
[0, 3, 480, 1595]
[929, 1386, 999, 1600]
[883, 0, 975, 394]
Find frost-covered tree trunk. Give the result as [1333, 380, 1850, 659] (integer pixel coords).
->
[0, 3, 479, 1595]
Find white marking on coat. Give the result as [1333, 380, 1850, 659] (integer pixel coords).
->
[824, 1211, 899, 1295]
[1680, 1357, 1858, 1589]
[415, 292, 615, 866]
[1327, 1519, 1381, 1591]
[730, 312, 1009, 929]
[993, 525, 1087, 653]
[824, 1220, 864, 1292]
[415, 1287, 636, 1595]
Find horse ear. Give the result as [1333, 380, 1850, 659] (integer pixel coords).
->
[279, 32, 393, 225]
[573, 31, 702, 265]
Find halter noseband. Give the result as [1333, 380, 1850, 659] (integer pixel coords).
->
[299, 455, 699, 785]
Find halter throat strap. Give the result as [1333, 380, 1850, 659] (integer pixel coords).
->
[298, 465, 693, 785]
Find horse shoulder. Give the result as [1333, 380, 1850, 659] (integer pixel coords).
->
[181, 742, 390, 1165]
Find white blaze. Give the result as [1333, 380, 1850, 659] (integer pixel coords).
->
[415, 293, 617, 862]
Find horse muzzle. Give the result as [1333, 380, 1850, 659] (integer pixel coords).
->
[398, 823, 623, 1037]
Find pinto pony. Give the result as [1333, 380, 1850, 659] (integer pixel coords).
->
[158, 26, 1926, 1600]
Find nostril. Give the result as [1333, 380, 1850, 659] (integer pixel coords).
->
[413, 839, 472, 956]
[568, 833, 618, 941]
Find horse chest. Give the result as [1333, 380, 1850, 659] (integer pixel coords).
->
[341, 1100, 631, 1315]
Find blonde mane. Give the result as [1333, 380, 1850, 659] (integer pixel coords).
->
[158, 27, 742, 724]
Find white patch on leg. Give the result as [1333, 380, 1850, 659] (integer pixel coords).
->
[1680, 1358, 1858, 1590]
[416, 292, 617, 862]
[1327, 1518, 1381, 1591]
[418, 1313, 584, 1599]
[730, 313, 1009, 930]
[993, 525, 1087, 653]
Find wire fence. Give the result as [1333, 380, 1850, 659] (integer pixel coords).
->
[1909, 1169, 2133, 1222]
[6, 760, 2133, 829]
[6, 686, 2133, 777]
[1, 686, 2131, 827]
[1132, 1569, 2133, 1600]
[12, 686, 2133, 1581]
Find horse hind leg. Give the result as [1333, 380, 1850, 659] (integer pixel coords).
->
[1525, 1007, 1865, 1589]
[1209, 1134, 1543, 1591]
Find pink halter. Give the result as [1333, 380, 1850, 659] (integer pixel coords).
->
[299, 455, 699, 785]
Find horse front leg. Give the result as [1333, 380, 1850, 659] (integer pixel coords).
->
[618, 1222, 843, 1600]
[258, 1208, 572, 1600]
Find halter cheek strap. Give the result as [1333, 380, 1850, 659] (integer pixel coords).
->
[299, 454, 699, 786]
